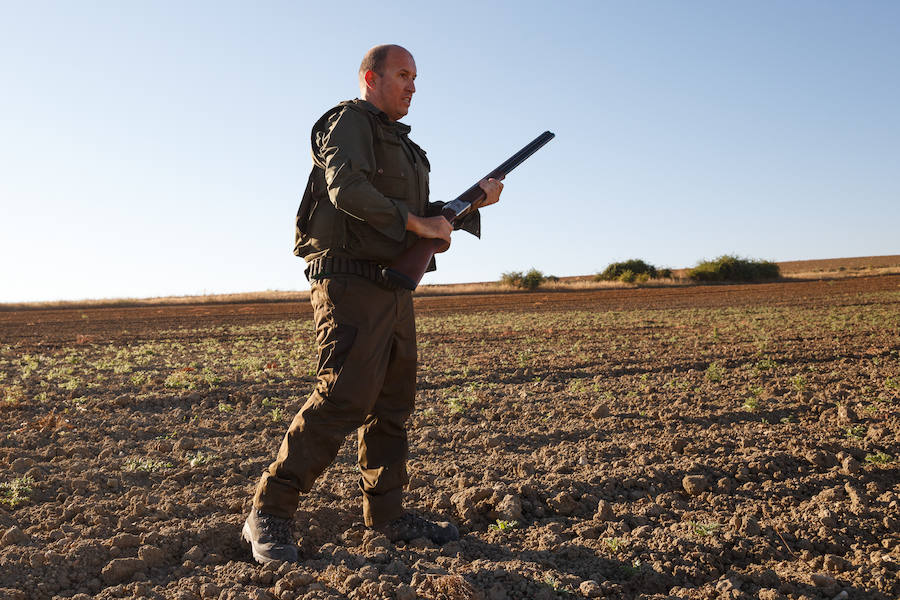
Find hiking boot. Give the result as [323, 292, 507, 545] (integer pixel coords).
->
[377, 512, 460, 545]
[241, 508, 298, 564]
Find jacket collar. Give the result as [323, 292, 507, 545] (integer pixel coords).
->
[355, 99, 411, 135]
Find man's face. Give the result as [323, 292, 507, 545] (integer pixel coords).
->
[367, 49, 416, 121]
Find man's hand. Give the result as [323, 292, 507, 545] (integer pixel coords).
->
[473, 178, 503, 210]
[406, 214, 453, 244]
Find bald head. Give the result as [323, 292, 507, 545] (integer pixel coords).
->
[359, 44, 417, 121]
[359, 44, 412, 81]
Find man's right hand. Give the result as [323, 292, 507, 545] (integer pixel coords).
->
[406, 214, 452, 245]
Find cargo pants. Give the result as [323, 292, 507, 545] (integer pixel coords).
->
[252, 275, 416, 527]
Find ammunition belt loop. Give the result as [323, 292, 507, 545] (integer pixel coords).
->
[304, 257, 398, 291]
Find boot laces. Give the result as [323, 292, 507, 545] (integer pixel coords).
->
[258, 512, 293, 544]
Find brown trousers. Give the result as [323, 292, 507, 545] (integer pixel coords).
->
[252, 275, 416, 527]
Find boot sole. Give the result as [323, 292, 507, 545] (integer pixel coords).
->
[240, 521, 271, 565]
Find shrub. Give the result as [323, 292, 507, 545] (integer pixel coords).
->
[688, 255, 780, 282]
[521, 269, 545, 290]
[500, 271, 524, 288]
[596, 259, 659, 282]
[501, 268, 546, 290]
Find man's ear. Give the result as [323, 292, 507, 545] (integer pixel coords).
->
[364, 70, 378, 90]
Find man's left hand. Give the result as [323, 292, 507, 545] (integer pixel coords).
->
[474, 178, 503, 209]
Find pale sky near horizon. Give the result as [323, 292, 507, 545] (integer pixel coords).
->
[1, 1, 898, 303]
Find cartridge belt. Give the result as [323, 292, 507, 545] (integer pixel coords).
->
[304, 256, 399, 290]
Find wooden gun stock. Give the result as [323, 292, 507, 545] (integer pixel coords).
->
[383, 131, 555, 290]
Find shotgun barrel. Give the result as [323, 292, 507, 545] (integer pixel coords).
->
[383, 131, 555, 290]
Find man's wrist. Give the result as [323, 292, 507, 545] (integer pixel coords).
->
[405, 213, 422, 234]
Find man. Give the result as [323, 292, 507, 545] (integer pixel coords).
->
[242, 44, 503, 564]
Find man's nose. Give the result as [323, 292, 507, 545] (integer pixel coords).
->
[407, 80, 415, 93]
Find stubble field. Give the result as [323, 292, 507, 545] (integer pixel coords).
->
[1, 274, 898, 600]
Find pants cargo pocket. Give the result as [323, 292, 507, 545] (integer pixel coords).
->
[311, 277, 356, 396]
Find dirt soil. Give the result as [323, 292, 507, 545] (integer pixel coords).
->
[1, 274, 898, 600]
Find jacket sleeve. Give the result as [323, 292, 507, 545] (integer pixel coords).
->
[426, 201, 481, 239]
[320, 109, 408, 242]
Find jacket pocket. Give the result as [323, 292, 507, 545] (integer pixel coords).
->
[372, 171, 408, 199]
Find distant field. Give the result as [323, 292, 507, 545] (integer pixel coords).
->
[776, 255, 900, 274]
[2, 255, 898, 312]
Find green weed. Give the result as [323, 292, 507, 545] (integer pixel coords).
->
[164, 370, 197, 390]
[0, 475, 35, 508]
[845, 425, 866, 440]
[864, 452, 892, 465]
[188, 451, 214, 467]
[123, 458, 173, 473]
[705, 362, 724, 383]
[690, 521, 720, 537]
[754, 357, 778, 372]
[489, 519, 519, 532]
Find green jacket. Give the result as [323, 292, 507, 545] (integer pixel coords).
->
[294, 99, 479, 269]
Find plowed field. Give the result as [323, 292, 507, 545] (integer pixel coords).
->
[1, 275, 898, 600]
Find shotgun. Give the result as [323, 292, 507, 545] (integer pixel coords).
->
[383, 130, 555, 290]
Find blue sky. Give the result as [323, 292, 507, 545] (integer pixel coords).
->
[1, 1, 898, 302]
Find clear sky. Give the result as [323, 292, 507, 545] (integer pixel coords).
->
[2, 1, 898, 303]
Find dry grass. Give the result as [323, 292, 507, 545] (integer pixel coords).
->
[784, 266, 900, 280]
[5, 255, 897, 311]
[0, 290, 310, 312]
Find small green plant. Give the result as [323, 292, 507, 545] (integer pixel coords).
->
[218, 402, 234, 413]
[270, 407, 284, 422]
[864, 451, 892, 465]
[261, 398, 278, 408]
[61, 378, 82, 392]
[743, 397, 760, 411]
[604, 537, 622, 553]
[123, 458, 173, 473]
[130, 372, 150, 386]
[188, 451, 213, 467]
[489, 519, 519, 532]
[164, 370, 197, 390]
[885, 377, 898, 390]
[543, 575, 563, 592]
[516, 350, 532, 368]
[779, 415, 794, 424]
[690, 521, 720, 537]
[3, 385, 24, 404]
[705, 362, 724, 383]
[0, 475, 35, 508]
[791, 374, 806, 392]
[754, 357, 778, 372]
[201, 368, 221, 387]
[845, 425, 866, 440]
